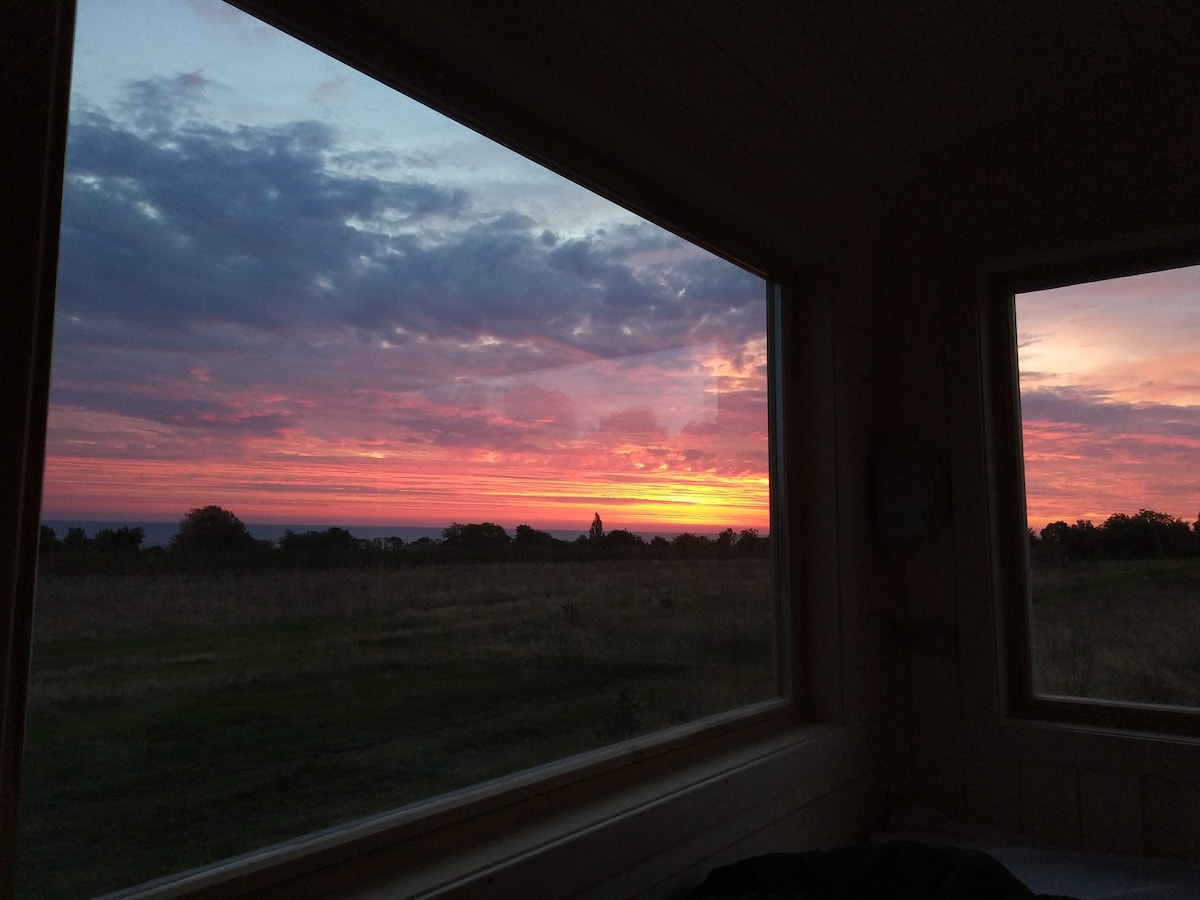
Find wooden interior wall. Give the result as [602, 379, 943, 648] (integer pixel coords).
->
[882, 47, 1200, 859]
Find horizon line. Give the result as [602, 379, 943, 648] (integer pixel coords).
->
[39, 516, 770, 536]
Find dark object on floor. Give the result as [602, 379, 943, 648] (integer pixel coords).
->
[688, 841, 1079, 900]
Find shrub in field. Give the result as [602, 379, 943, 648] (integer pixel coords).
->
[278, 527, 360, 568]
[170, 506, 262, 568]
[39, 525, 147, 575]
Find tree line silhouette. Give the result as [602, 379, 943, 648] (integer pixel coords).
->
[38, 506, 769, 575]
[1030, 508, 1200, 565]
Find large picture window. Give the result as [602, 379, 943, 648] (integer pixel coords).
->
[1013, 262, 1200, 714]
[19, 2, 779, 896]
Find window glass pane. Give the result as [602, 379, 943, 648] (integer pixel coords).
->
[20, 2, 775, 896]
[1017, 264, 1200, 708]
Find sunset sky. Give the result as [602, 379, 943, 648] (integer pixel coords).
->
[42, 0, 769, 533]
[1018, 264, 1200, 531]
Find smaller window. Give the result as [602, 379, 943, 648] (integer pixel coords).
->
[1005, 258, 1200, 721]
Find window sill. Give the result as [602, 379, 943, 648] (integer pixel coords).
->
[1006, 694, 1200, 740]
[111, 702, 832, 899]
[961, 715, 1200, 776]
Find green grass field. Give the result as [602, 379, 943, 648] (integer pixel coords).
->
[17, 559, 774, 898]
[1031, 557, 1200, 708]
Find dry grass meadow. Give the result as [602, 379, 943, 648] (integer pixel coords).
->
[1030, 558, 1200, 708]
[24, 553, 1200, 896]
[18, 558, 774, 898]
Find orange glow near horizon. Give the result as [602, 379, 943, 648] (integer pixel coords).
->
[42, 455, 769, 533]
[41, 339, 771, 533]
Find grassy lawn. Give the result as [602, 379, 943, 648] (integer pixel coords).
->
[1030, 557, 1200, 707]
[17, 559, 774, 898]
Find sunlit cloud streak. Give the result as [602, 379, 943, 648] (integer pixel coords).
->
[43, 11, 768, 532]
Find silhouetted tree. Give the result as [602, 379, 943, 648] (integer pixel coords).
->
[1069, 519, 1100, 559]
[86, 526, 146, 573]
[715, 528, 736, 553]
[1037, 508, 1198, 562]
[62, 527, 89, 553]
[93, 526, 145, 556]
[1099, 512, 1135, 558]
[441, 522, 510, 557]
[735, 528, 768, 557]
[603, 529, 645, 553]
[278, 527, 359, 568]
[671, 532, 710, 558]
[514, 524, 556, 547]
[589, 513, 604, 543]
[1125, 509, 1192, 558]
[39, 525, 59, 556]
[408, 536, 439, 556]
[510, 524, 562, 560]
[171, 505, 256, 564]
[1041, 520, 1070, 548]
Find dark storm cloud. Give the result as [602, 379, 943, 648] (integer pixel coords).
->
[119, 70, 211, 131]
[52, 381, 297, 439]
[1022, 387, 1200, 439]
[52, 74, 764, 431]
[321, 214, 760, 365]
[58, 92, 468, 339]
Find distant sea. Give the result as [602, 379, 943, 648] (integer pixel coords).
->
[39, 520, 720, 548]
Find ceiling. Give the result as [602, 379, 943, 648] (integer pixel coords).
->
[231, 1, 1199, 272]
